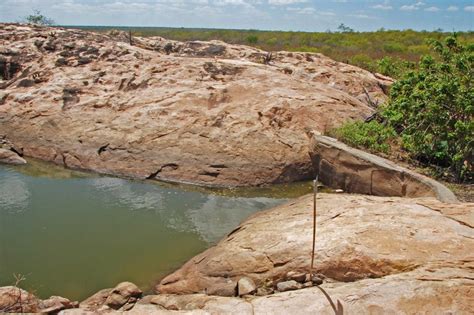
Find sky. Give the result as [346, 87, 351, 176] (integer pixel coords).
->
[1, 0, 473, 32]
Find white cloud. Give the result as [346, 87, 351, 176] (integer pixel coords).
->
[464, 6, 474, 12]
[287, 6, 315, 14]
[268, 0, 307, 5]
[400, 5, 417, 11]
[447, 6, 458, 11]
[347, 13, 374, 19]
[400, 1, 425, 11]
[424, 6, 439, 12]
[215, 0, 248, 5]
[319, 11, 336, 16]
[372, 4, 392, 10]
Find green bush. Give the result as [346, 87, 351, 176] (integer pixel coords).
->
[24, 10, 54, 26]
[330, 121, 396, 154]
[384, 35, 473, 182]
[335, 35, 473, 183]
[246, 35, 258, 44]
[383, 42, 405, 53]
[350, 54, 376, 72]
[377, 56, 415, 78]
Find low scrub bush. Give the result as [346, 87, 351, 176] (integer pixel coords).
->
[329, 120, 396, 154]
[334, 35, 473, 183]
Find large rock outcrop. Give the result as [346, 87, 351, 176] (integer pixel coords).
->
[156, 193, 473, 299]
[309, 134, 458, 203]
[0, 24, 392, 187]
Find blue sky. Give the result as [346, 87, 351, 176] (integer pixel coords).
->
[1, 0, 473, 31]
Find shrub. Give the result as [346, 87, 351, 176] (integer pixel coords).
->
[383, 42, 405, 53]
[334, 35, 473, 183]
[349, 54, 376, 72]
[246, 35, 258, 44]
[377, 56, 415, 78]
[330, 120, 396, 154]
[384, 35, 473, 182]
[24, 10, 54, 26]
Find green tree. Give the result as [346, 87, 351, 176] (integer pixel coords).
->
[337, 23, 354, 33]
[384, 35, 473, 181]
[24, 10, 54, 26]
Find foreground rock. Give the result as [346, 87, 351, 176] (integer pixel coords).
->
[157, 193, 473, 297]
[0, 286, 40, 313]
[0, 148, 26, 165]
[0, 286, 77, 313]
[309, 134, 458, 203]
[0, 23, 392, 186]
[80, 281, 143, 312]
[125, 266, 473, 314]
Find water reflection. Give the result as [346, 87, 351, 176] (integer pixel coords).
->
[187, 195, 281, 243]
[0, 169, 30, 213]
[0, 161, 292, 300]
[88, 177, 283, 243]
[91, 177, 165, 211]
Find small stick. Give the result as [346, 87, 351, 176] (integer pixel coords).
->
[310, 175, 318, 278]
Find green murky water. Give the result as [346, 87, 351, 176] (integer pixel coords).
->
[0, 160, 312, 301]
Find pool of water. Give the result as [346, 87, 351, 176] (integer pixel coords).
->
[0, 159, 313, 301]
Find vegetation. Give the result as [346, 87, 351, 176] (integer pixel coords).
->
[24, 10, 54, 26]
[334, 35, 473, 183]
[77, 26, 473, 78]
[330, 121, 397, 154]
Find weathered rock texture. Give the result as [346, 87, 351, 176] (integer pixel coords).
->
[0, 286, 77, 313]
[0, 148, 26, 165]
[156, 193, 473, 302]
[309, 134, 458, 203]
[0, 24, 392, 186]
[79, 281, 142, 312]
[119, 267, 474, 314]
[0, 286, 41, 313]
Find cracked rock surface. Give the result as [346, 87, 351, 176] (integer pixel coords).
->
[156, 193, 473, 312]
[0, 23, 392, 186]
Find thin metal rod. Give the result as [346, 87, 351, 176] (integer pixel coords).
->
[311, 176, 318, 277]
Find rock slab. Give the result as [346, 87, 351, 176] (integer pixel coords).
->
[157, 193, 473, 302]
[309, 134, 458, 203]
